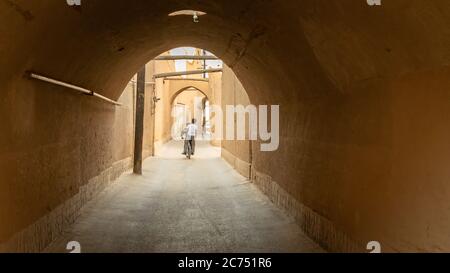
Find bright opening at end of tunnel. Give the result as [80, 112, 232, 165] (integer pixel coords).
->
[136, 47, 280, 152]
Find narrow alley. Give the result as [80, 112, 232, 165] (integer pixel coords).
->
[45, 141, 322, 253]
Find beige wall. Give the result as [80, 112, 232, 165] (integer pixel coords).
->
[148, 57, 176, 151]
[221, 65, 252, 179]
[0, 56, 167, 252]
[129, 58, 177, 157]
[0, 77, 137, 251]
[208, 72, 223, 147]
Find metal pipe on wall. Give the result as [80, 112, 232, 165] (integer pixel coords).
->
[154, 55, 219, 61]
[163, 77, 209, 82]
[153, 68, 222, 79]
[29, 72, 122, 106]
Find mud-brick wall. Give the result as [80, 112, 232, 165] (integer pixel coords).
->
[0, 74, 144, 252]
[221, 65, 252, 179]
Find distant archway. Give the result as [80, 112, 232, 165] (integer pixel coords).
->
[170, 86, 209, 141]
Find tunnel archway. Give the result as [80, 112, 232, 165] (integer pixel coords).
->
[1, 1, 450, 253]
[169, 86, 210, 106]
[169, 86, 210, 142]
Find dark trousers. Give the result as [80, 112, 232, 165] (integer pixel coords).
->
[184, 137, 195, 154]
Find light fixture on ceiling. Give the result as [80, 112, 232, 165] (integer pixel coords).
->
[168, 10, 206, 23]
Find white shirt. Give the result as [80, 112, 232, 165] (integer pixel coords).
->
[187, 124, 198, 137]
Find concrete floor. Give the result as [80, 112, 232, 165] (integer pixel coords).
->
[44, 141, 323, 253]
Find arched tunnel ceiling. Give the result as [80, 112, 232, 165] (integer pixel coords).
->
[2, 0, 450, 252]
[2, 0, 449, 105]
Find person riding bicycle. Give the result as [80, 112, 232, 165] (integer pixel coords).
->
[182, 119, 198, 156]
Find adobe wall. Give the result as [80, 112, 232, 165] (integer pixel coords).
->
[221, 65, 252, 179]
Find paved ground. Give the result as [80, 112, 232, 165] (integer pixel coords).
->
[45, 141, 323, 253]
